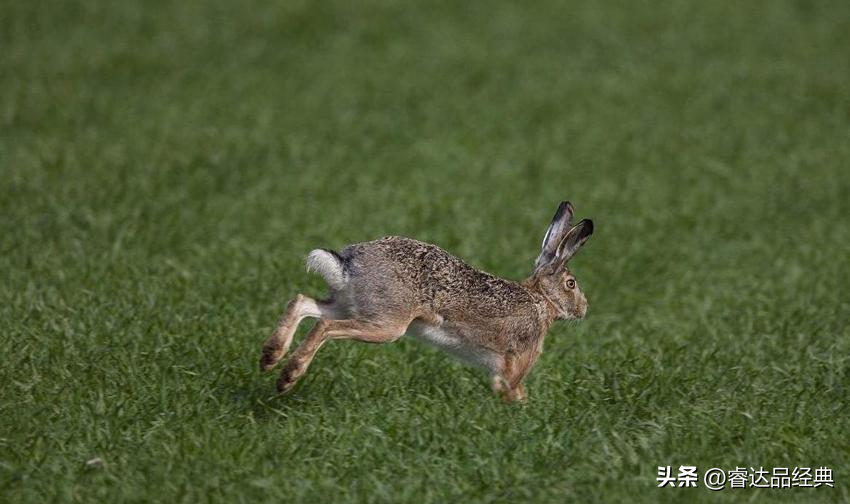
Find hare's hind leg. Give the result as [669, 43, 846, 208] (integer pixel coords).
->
[260, 294, 337, 371]
[277, 318, 407, 394]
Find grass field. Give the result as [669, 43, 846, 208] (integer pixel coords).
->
[2, 0, 850, 502]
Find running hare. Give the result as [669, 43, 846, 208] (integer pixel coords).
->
[260, 201, 593, 402]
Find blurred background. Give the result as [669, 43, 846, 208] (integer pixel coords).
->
[2, 1, 849, 501]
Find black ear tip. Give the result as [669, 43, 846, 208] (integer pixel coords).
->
[583, 219, 594, 235]
[554, 200, 573, 220]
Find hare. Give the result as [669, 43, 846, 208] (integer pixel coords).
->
[259, 201, 593, 402]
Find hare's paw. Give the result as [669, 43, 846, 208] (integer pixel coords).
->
[259, 344, 285, 371]
[492, 376, 527, 404]
[277, 359, 306, 394]
[511, 383, 528, 404]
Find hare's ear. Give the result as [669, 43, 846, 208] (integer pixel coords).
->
[555, 219, 594, 266]
[535, 201, 574, 270]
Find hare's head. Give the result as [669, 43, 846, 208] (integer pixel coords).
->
[530, 201, 594, 320]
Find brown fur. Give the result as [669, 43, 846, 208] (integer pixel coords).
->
[259, 201, 593, 403]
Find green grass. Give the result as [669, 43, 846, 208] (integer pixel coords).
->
[2, 0, 850, 502]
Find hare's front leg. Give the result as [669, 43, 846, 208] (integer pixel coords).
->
[277, 318, 408, 394]
[491, 354, 531, 404]
[260, 294, 336, 371]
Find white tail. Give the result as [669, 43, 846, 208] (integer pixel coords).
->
[305, 249, 346, 290]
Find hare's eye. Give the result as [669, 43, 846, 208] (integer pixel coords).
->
[566, 279, 576, 289]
